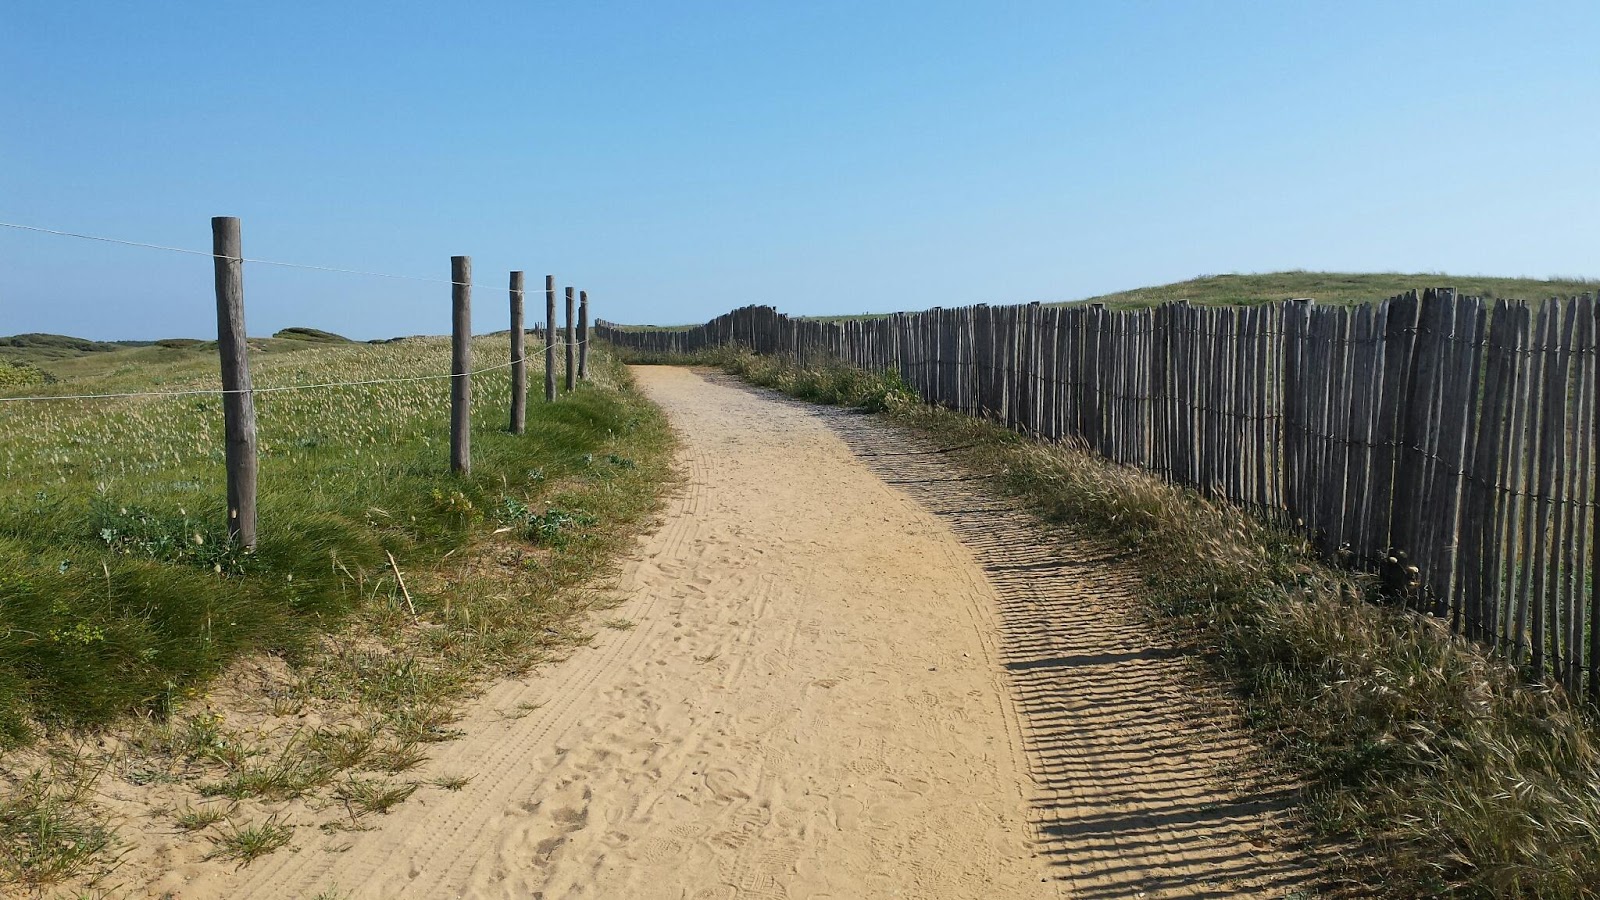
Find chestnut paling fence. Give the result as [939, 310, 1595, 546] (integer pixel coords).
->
[599, 289, 1600, 700]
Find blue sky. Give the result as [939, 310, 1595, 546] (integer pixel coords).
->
[2, 1, 1597, 340]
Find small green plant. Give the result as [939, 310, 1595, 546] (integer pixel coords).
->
[363, 740, 426, 775]
[524, 507, 598, 547]
[92, 500, 251, 576]
[334, 778, 417, 816]
[305, 726, 375, 770]
[206, 815, 293, 866]
[201, 736, 334, 801]
[430, 774, 472, 791]
[172, 802, 232, 832]
[0, 758, 116, 888]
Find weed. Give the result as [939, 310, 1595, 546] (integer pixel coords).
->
[172, 802, 231, 832]
[430, 774, 472, 791]
[363, 740, 426, 775]
[304, 726, 375, 770]
[0, 753, 116, 888]
[206, 815, 293, 867]
[201, 735, 334, 801]
[525, 507, 598, 547]
[502, 701, 543, 720]
[334, 777, 417, 816]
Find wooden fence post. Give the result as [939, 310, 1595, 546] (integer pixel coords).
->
[578, 290, 590, 380]
[211, 216, 257, 548]
[509, 271, 526, 434]
[565, 286, 577, 391]
[545, 275, 557, 402]
[451, 256, 472, 475]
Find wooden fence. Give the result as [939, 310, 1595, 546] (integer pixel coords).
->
[597, 290, 1600, 700]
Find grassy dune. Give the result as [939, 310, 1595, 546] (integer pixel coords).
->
[0, 336, 673, 889]
[0, 336, 669, 740]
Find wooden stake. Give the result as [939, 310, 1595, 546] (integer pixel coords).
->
[451, 256, 472, 475]
[578, 289, 590, 380]
[212, 217, 257, 548]
[545, 275, 557, 402]
[509, 271, 526, 434]
[565, 286, 577, 391]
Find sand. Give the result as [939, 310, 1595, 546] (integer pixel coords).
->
[150, 366, 1313, 899]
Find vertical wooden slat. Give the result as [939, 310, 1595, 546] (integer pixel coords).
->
[1512, 304, 1550, 665]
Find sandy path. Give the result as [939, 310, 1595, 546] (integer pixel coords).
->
[177, 366, 1314, 899]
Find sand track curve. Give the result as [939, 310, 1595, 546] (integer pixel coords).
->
[174, 366, 1313, 899]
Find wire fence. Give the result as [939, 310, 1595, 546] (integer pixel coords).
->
[598, 291, 1600, 701]
[2, 217, 599, 545]
[0, 340, 591, 403]
[4, 220, 471, 286]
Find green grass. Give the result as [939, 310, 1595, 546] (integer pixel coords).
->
[699, 348, 1600, 899]
[0, 336, 664, 741]
[0, 747, 116, 888]
[172, 801, 232, 832]
[0, 336, 674, 888]
[205, 814, 293, 867]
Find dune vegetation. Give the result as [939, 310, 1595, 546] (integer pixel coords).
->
[0, 336, 672, 889]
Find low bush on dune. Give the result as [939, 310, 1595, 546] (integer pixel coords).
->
[645, 346, 1600, 899]
[0, 360, 51, 388]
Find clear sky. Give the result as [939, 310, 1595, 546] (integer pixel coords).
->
[2, 1, 1597, 341]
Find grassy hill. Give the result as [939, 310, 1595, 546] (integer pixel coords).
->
[0, 333, 155, 365]
[1070, 270, 1598, 310]
[791, 271, 1599, 323]
[272, 326, 352, 343]
[0, 329, 383, 384]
